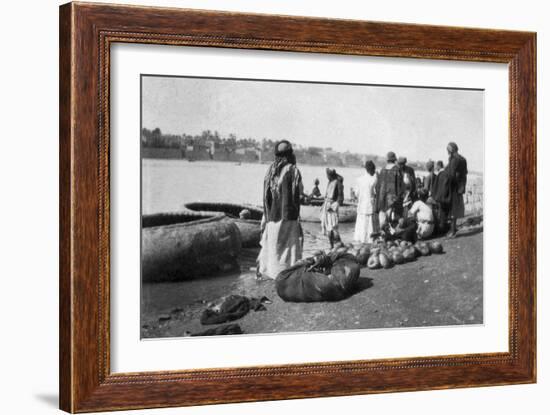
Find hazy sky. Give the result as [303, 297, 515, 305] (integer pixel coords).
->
[142, 76, 484, 171]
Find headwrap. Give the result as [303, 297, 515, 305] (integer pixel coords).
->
[268, 140, 294, 185]
[447, 142, 458, 153]
[263, 140, 300, 208]
[326, 168, 336, 180]
[386, 151, 397, 163]
[275, 140, 293, 158]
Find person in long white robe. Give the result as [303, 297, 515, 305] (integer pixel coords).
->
[354, 160, 378, 243]
[320, 168, 344, 248]
[257, 141, 304, 280]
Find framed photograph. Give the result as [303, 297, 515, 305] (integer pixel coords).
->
[59, 2, 536, 412]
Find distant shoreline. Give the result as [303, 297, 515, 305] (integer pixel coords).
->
[142, 155, 483, 177]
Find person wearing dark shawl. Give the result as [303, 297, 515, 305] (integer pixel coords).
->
[397, 156, 417, 217]
[430, 160, 450, 235]
[444, 141, 468, 237]
[423, 160, 436, 196]
[375, 151, 403, 230]
[257, 140, 304, 279]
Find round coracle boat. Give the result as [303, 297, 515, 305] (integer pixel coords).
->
[142, 211, 242, 283]
[300, 198, 357, 223]
[183, 202, 263, 248]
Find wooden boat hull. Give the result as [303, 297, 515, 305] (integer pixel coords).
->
[300, 202, 357, 223]
[142, 212, 242, 282]
[183, 202, 263, 247]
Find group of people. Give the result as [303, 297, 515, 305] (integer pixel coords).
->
[353, 143, 468, 245]
[256, 140, 468, 280]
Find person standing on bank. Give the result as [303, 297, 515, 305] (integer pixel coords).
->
[445, 141, 468, 238]
[354, 160, 378, 243]
[424, 160, 436, 196]
[397, 156, 417, 217]
[321, 168, 344, 248]
[431, 159, 450, 235]
[375, 151, 403, 229]
[257, 140, 304, 279]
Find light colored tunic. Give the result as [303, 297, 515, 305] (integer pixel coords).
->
[320, 179, 341, 235]
[320, 200, 339, 234]
[258, 220, 303, 279]
[354, 173, 378, 243]
[409, 200, 435, 239]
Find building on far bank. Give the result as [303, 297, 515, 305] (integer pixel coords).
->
[185, 143, 211, 161]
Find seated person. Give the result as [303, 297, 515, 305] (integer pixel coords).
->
[382, 205, 417, 243]
[310, 178, 322, 198]
[408, 189, 435, 240]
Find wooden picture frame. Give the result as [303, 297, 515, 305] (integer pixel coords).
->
[59, 2, 536, 412]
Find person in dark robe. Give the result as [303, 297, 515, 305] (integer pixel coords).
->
[444, 141, 468, 237]
[430, 159, 451, 235]
[423, 160, 436, 196]
[257, 140, 304, 279]
[416, 177, 423, 191]
[397, 156, 417, 217]
[321, 168, 344, 248]
[375, 151, 403, 229]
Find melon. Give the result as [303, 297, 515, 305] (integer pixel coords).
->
[356, 252, 370, 266]
[429, 241, 444, 254]
[367, 254, 381, 269]
[392, 251, 405, 264]
[419, 245, 431, 256]
[403, 247, 416, 262]
[379, 253, 393, 269]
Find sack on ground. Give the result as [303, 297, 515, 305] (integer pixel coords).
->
[276, 253, 360, 302]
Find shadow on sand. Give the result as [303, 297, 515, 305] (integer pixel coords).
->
[352, 277, 374, 296]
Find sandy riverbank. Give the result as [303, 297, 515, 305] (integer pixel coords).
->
[141, 222, 483, 338]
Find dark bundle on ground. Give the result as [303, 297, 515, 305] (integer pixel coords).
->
[276, 253, 360, 302]
[200, 295, 270, 325]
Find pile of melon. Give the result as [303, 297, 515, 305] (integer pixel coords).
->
[328, 239, 444, 270]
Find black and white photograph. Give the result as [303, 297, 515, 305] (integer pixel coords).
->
[140, 75, 484, 339]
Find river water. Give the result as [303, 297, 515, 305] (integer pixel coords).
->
[142, 159, 369, 214]
[142, 158, 366, 256]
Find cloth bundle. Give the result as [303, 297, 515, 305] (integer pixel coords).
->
[276, 253, 360, 302]
[200, 295, 270, 325]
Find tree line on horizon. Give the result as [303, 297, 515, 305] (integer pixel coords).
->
[140, 127, 430, 170]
